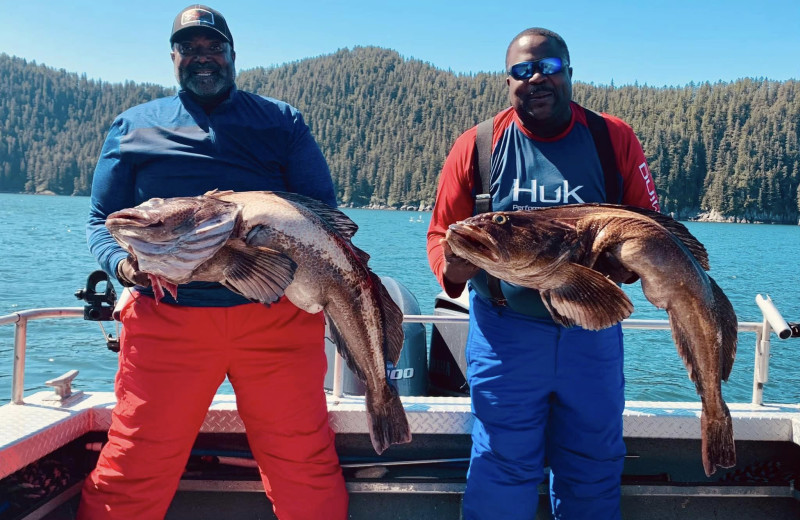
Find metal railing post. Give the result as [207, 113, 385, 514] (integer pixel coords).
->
[12, 318, 28, 405]
[752, 324, 767, 406]
[332, 351, 344, 400]
[751, 294, 791, 405]
[2, 308, 85, 404]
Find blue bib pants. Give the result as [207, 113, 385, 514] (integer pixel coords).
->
[463, 292, 626, 520]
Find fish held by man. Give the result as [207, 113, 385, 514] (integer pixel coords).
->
[445, 203, 737, 476]
[106, 190, 411, 455]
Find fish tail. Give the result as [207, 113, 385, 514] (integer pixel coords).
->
[364, 384, 412, 454]
[700, 404, 736, 477]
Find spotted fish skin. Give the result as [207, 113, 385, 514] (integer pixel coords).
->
[445, 203, 736, 476]
[106, 190, 411, 454]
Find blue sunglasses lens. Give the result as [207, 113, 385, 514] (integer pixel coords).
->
[509, 58, 564, 80]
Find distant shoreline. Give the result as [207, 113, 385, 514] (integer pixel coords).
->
[4, 192, 797, 225]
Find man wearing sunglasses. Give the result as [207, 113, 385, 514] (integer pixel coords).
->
[80, 5, 348, 519]
[427, 28, 659, 519]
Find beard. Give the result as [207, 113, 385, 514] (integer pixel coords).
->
[179, 62, 235, 100]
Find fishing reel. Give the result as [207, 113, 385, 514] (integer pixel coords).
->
[75, 270, 120, 352]
[789, 322, 800, 338]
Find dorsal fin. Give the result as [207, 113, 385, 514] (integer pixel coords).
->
[274, 191, 359, 239]
[326, 316, 367, 381]
[373, 272, 405, 365]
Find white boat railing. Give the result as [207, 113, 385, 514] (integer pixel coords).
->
[1, 295, 795, 407]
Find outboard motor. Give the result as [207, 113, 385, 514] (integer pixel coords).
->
[324, 276, 428, 396]
[427, 289, 470, 396]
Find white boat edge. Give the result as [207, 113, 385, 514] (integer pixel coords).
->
[3, 390, 800, 482]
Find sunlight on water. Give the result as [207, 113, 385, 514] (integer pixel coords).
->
[1, 194, 798, 406]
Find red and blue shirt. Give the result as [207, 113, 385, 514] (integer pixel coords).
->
[427, 103, 660, 314]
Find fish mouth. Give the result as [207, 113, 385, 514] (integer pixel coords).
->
[447, 223, 503, 262]
[106, 209, 161, 228]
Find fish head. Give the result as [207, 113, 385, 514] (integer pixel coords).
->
[446, 211, 569, 274]
[106, 195, 241, 283]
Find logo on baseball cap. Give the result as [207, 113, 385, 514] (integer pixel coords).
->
[170, 5, 233, 48]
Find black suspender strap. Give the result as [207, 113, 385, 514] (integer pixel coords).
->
[474, 117, 494, 215]
[473, 117, 507, 306]
[584, 109, 622, 204]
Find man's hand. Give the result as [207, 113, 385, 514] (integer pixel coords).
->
[441, 239, 479, 285]
[116, 256, 151, 287]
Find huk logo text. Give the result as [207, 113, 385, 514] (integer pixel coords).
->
[512, 179, 585, 204]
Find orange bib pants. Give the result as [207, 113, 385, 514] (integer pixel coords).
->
[78, 292, 348, 520]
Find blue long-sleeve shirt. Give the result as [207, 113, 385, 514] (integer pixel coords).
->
[87, 87, 336, 306]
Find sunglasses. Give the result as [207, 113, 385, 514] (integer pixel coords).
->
[507, 57, 568, 80]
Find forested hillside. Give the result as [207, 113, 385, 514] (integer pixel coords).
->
[1, 48, 798, 223]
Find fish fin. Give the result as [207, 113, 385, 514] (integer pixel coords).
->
[609, 205, 710, 270]
[203, 189, 235, 198]
[326, 315, 368, 381]
[539, 264, 633, 330]
[666, 312, 703, 390]
[365, 384, 412, 454]
[710, 276, 738, 381]
[163, 280, 178, 301]
[349, 243, 371, 265]
[274, 192, 360, 239]
[148, 275, 177, 303]
[149, 275, 165, 303]
[700, 403, 736, 476]
[373, 272, 405, 365]
[221, 241, 297, 305]
[666, 276, 737, 389]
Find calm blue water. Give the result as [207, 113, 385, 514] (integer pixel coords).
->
[1, 193, 799, 405]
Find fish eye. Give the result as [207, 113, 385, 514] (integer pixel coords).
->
[492, 214, 508, 225]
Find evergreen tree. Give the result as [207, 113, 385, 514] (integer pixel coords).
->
[0, 50, 798, 223]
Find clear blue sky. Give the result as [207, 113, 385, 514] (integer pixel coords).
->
[2, 0, 798, 88]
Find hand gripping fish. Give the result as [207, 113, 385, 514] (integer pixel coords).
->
[106, 190, 411, 454]
[445, 203, 737, 477]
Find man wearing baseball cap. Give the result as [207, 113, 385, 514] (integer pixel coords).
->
[79, 5, 349, 519]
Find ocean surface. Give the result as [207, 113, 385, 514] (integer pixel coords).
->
[1, 192, 799, 406]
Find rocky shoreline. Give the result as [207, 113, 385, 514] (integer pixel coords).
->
[679, 209, 800, 225]
[344, 203, 799, 225]
[339, 202, 434, 212]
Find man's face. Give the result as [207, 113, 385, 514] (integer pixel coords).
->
[171, 31, 236, 100]
[506, 34, 573, 136]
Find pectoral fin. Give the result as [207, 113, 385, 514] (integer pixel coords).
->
[220, 240, 298, 304]
[540, 263, 633, 330]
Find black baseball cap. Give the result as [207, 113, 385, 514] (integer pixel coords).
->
[170, 5, 233, 48]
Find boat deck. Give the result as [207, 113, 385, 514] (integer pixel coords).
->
[2, 391, 800, 519]
[4, 390, 800, 482]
